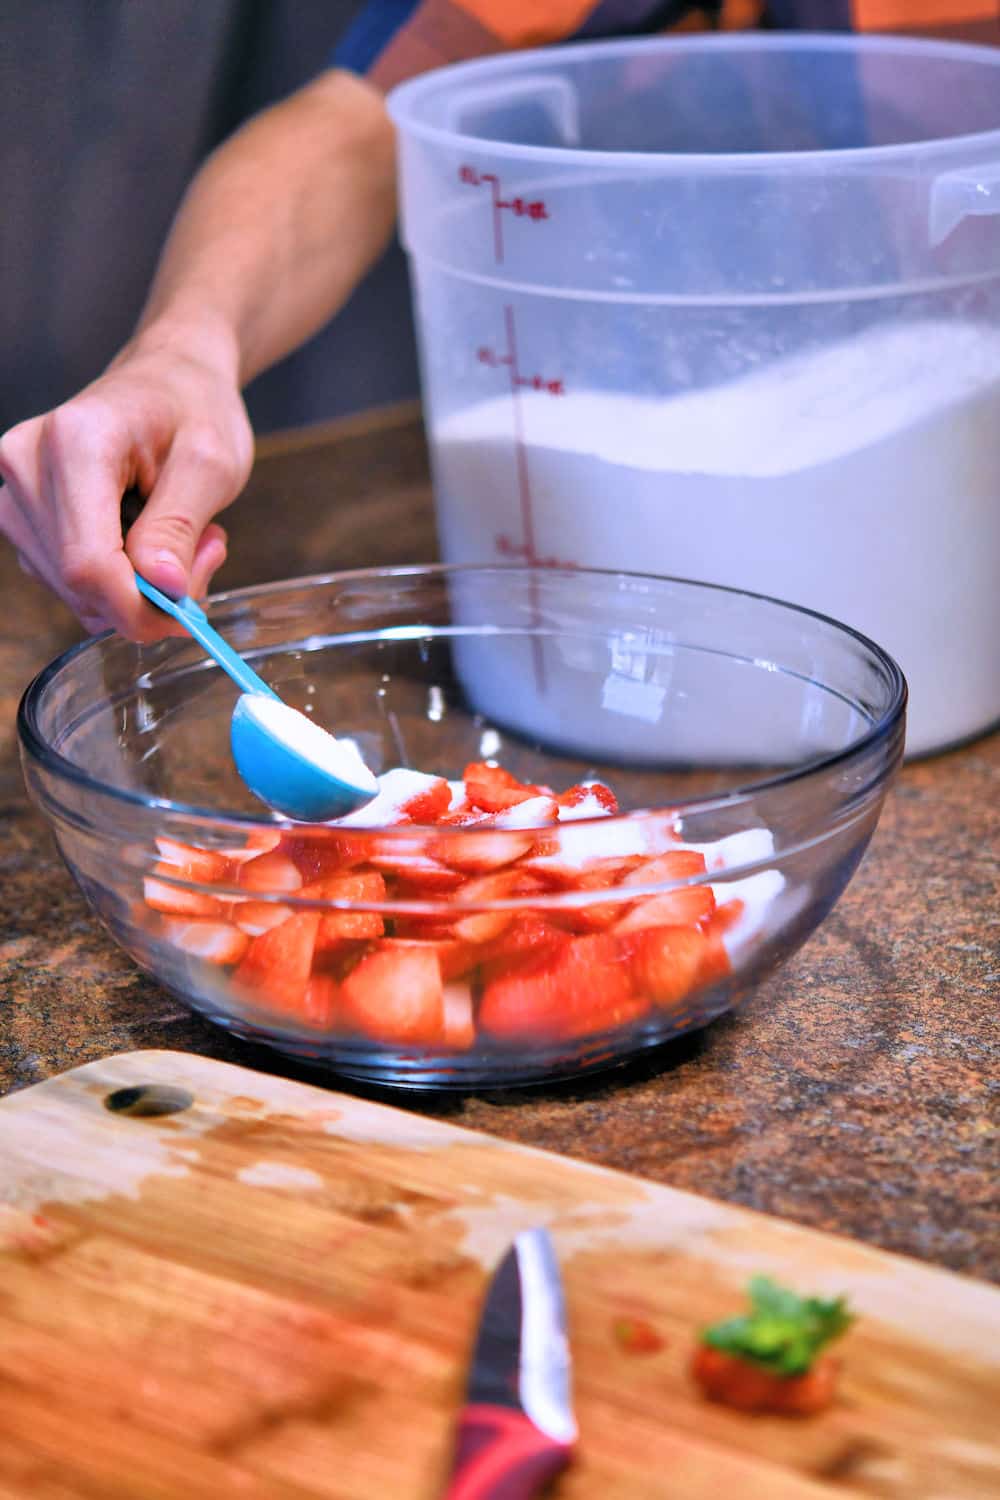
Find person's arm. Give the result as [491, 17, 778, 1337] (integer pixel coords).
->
[0, 69, 395, 640]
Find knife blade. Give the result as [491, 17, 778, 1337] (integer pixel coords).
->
[444, 1226, 577, 1499]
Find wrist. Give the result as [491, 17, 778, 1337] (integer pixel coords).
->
[123, 305, 243, 386]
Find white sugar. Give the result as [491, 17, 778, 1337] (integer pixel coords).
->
[333, 766, 441, 827]
[433, 319, 1000, 755]
[240, 697, 377, 792]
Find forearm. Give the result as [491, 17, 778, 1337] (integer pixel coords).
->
[132, 69, 397, 386]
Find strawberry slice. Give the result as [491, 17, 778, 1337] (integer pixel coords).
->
[143, 867, 224, 919]
[281, 832, 359, 884]
[442, 981, 476, 1051]
[218, 829, 283, 866]
[555, 866, 639, 933]
[339, 944, 444, 1046]
[400, 777, 452, 823]
[620, 925, 708, 1006]
[234, 910, 321, 1014]
[614, 885, 716, 933]
[476, 913, 570, 985]
[231, 900, 295, 937]
[710, 897, 746, 933]
[463, 761, 543, 813]
[301, 871, 387, 949]
[378, 937, 479, 982]
[154, 838, 233, 885]
[479, 932, 644, 1042]
[622, 850, 708, 887]
[158, 917, 249, 966]
[491, 795, 560, 829]
[371, 852, 466, 896]
[302, 974, 340, 1029]
[238, 851, 304, 894]
[557, 781, 618, 815]
[449, 869, 547, 945]
[694, 900, 742, 986]
[430, 825, 533, 875]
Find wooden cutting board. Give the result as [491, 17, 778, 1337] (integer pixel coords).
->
[0, 1051, 996, 1500]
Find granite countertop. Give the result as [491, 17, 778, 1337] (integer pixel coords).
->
[2, 404, 997, 1281]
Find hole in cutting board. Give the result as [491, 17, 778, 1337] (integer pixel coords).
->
[103, 1084, 194, 1117]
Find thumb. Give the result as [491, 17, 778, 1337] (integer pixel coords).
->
[125, 434, 242, 598]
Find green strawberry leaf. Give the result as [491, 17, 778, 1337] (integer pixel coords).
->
[701, 1276, 853, 1377]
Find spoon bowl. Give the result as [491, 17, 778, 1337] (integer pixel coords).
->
[133, 573, 376, 821]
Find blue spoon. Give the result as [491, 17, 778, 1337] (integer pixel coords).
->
[134, 573, 377, 821]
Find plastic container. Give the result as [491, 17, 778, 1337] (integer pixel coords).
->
[388, 35, 1000, 758]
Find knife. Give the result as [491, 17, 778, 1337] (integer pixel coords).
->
[444, 1226, 577, 1499]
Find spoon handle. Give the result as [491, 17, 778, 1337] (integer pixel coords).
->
[134, 572, 280, 702]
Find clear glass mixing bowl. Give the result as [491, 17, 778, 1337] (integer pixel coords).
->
[18, 565, 906, 1087]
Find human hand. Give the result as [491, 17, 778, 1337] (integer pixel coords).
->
[0, 327, 253, 640]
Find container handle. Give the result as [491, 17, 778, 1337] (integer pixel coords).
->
[441, 74, 580, 146]
[930, 160, 1000, 247]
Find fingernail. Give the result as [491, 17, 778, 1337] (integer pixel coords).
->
[149, 551, 187, 589]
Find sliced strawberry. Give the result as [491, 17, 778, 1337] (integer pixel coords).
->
[450, 869, 547, 945]
[372, 852, 466, 896]
[143, 867, 224, 919]
[231, 900, 295, 937]
[614, 885, 716, 933]
[430, 826, 533, 875]
[392, 914, 461, 942]
[697, 928, 732, 987]
[557, 781, 618, 815]
[524, 852, 645, 892]
[622, 850, 708, 887]
[302, 974, 340, 1029]
[158, 917, 249, 966]
[301, 871, 387, 949]
[476, 913, 570, 986]
[694, 902, 742, 986]
[339, 944, 444, 1046]
[491, 795, 560, 829]
[378, 937, 479, 982]
[690, 1346, 838, 1416]
[154, 838, 233, 885]
[711, 897, 746, 933]
[281, 832, 359, 884]
[463, 761, 543, 813]
[621, 925, 708, 1006]
[442, 981, 476, 1051]
[234, 910, 321, 1014]
[434, 807, 494, 830]
[554, 866, 639, 933]
[479, 932, 644, 1042]
[400, 776, 452, 824]
[238, 851, 304, 895]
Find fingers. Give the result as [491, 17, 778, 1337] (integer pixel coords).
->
[124, 425, 244, 599]
[188, 523, 229, 599]
[34, 401, 167, 639]
[0, 353, 252, 642]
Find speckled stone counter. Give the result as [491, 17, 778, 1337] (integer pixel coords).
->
[2, 404, 997, 1281]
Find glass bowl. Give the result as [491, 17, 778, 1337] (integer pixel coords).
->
[18, 565, 906, 1088]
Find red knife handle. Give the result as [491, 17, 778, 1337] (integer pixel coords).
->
[443, 1403, 574, 1499]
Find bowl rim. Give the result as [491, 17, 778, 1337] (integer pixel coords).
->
[17, 561, 907, 833]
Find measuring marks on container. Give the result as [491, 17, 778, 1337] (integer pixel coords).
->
[460, 165, 575, 689]
[458, 163, 549, 264]
[475, 308, 568, 574]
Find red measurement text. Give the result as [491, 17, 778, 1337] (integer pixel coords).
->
[458, 165, 550, 262]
